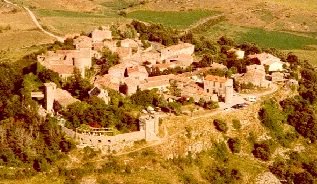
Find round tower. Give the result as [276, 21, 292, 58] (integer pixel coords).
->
[225, 79, 233, 104]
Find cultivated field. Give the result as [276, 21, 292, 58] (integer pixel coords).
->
[2, 0, 317, 63]
[128, 10, 219, 29]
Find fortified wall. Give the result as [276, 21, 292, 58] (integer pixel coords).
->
[61, 114, 160, 153]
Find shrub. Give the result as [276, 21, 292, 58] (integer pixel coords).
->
[201, 165, 242, 183]
[118, 11, 127, 17]
[227, 138, 241, 153]
[211, 141, 230, 162]
[213, 119, 228, 133]
[180, 173, 199, 184]
[252, 141, 275, 161]
[204, 101, 219, 110]
[232, 119, 241, 130]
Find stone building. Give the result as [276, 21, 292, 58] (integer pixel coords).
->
[32, 82, 79, 113]
[248, 53, 284, 72]
[203, 75, 233, 104]
[160, 43, 195, 60]
[94, 74, 121, 91]
[139, 74, 174, 92]
[37, 36, 92, 78]
[235, 65, 271, 88]
[125, 66, 149, 81]
[91, 26, 112, 43]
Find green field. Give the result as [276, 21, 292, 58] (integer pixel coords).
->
[237, 28, 317, 50]
[35, 9, 113, 18]
[196, 21, 317, 50]
[127, 10, 219, 29]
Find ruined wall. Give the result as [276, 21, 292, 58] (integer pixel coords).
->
[61, 115, 160, 152]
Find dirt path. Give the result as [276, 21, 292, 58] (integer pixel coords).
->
[2, 0, 65, 42]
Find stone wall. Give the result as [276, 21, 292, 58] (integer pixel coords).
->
[61, 115, 160, 153]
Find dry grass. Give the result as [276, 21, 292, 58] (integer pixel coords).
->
[0, 3, 53, 61]
[282, 49, 317, 67]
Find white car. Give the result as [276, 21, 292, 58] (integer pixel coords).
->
[246, 96, 257, 102]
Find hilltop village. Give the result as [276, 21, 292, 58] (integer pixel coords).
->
[36, 27, 292, 107]
[3, 1, 317, 182]
[29, 22, 298, 151]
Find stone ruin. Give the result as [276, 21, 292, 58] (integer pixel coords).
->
[61, 114, 160, 153]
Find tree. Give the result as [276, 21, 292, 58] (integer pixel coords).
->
[96, 47, 120, 75]
[62, 69, 94, 100]
[217, 36, 235, 46]
[213, 119, 228, 133]
[169, 80, 181, 97]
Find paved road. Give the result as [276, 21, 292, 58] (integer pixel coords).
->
[3, 0, 65, 42]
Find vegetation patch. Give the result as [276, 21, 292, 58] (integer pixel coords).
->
[35, 9, 108, 18]
[237, 28, 317, 49]
[128, 10, 219, 29]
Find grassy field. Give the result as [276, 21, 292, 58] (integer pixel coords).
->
[0, 3, 54, 61]
[195, 20, 317, 50]
[127, 10, 219, 29]
[237, 28, 317, 49]
[35, 9, 108, 18]
[282, 49, 317, 67]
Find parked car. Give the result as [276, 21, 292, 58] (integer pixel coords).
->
[231, 104, 244, 109]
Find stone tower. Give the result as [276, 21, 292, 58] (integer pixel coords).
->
[139, 115, 159, 141]
[224, 79, 233, 104]
[44, 82, 57, 113]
